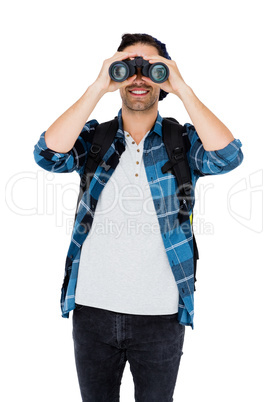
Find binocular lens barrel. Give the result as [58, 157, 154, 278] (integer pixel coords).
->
[150, 64, 168, 83]
[110, 62, 129, 82]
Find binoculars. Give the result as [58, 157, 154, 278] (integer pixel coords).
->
[109, 56, 169, 84]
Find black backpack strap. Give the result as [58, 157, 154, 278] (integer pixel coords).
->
[75, 117, 119, 219]
[162, 117, 199, 289]
[161, 118, 192, 223]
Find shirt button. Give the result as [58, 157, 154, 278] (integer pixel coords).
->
[137, 149, 140, 152]
[126, 134, 130, 137]
[136, 161, 139, 165]
[132, 141, 135, 144]
[135, 173, 139, 177]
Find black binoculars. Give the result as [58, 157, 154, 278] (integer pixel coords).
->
[109, 56, 169, 84]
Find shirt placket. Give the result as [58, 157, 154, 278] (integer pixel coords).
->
[125, 133, 144, 179]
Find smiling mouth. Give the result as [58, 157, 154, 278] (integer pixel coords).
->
[129, 89, 149, 97]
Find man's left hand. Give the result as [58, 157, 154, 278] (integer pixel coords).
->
[142, 54, 188, 100]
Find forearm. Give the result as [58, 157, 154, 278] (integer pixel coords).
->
[176, 85, 235, 151]
[44, 83, 106, 153]
[44, 51, 140, 154]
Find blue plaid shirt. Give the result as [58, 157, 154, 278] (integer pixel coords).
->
[34, 109, 243, 328]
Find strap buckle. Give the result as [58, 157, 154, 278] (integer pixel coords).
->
[182, 182, 192, 196]
[172, 146, 184, 162]
[90, 144, 101, 155]
[100, 160, 111, 172]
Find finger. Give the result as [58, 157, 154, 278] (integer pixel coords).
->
[142, 54, 165, 60]
[142, 54, 171, 64]
[110, 52, 139, 62]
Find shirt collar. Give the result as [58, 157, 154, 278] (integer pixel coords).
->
[116, 108, 163, 140]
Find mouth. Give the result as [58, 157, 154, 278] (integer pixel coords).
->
[128, 88, 150, 97]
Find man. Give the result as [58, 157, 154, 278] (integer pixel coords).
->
[34, 33, 243, 401]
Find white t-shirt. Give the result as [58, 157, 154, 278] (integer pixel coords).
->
[75, 130, 179, 315]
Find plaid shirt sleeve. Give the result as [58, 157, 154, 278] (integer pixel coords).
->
[33, 119, 98, 175]
[185, 123, 243, 176]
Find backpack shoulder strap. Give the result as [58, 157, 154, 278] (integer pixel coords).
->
[162, 117, 199, 289]
[83, 117, 118, 179]
[75, 117, 118, 219]
[161, 117, 192, 198]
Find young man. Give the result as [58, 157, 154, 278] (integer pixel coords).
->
[34, 33, 243, 401]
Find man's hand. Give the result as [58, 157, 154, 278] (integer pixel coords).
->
[141, 54, 188, 99]
[93, 51, 139, 95]
[141, 53, 235, 151]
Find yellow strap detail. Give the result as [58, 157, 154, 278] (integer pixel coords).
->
[190, 213, 193, 226]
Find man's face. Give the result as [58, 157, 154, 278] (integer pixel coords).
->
[119, 44, 161, 112]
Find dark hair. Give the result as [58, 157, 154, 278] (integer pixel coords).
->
[118, 33, 165, 56]
[117, 33, 170, 101]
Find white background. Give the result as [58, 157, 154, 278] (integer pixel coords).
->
[1, 0, 267, 401]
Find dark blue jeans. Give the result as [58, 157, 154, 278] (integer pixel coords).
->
[73, 304, 185, 402]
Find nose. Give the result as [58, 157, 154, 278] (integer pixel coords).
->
[133, 67, 145, 82]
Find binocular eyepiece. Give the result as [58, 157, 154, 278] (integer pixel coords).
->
[109, 56, 169, 84]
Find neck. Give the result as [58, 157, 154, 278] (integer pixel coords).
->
[121, 105, 158, 144]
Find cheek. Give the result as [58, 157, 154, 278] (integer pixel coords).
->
[152, 87, 161, 98]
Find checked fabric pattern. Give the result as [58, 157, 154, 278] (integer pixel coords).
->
[34, 109, 243, 328]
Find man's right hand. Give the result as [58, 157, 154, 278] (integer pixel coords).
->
[92, 51, 139, 95]
[44, 52, 140, 154]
